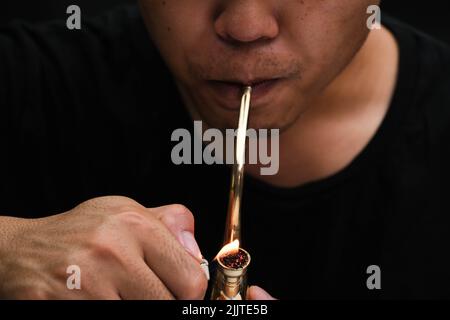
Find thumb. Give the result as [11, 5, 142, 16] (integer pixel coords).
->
[247, 286, 277, 300]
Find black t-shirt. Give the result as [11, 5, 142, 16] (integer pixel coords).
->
[1, 6, 450, 299]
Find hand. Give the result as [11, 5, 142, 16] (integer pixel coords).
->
[0, 196, 208, 299]
[247, 286, 277, 300]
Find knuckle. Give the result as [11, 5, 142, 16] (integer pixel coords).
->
[114, 202, 145, 215]
[115, 210, 160, 233]
[116, 210, 146, 226]
[162, 204, 194, 225]
[90, 241, 118, 261]
[87, 232, 122, 263]
[169, 204, 193, 217]
[160, 211, 179, 229]
[76, 196, 142, 213]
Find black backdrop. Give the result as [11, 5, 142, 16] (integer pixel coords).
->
[0, 1, 449, 44]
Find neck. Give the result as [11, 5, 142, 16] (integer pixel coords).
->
[246, 27, 399, 188]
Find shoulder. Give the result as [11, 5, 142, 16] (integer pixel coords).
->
[413, 30, 450, 148]
[385, 16, 450, 148]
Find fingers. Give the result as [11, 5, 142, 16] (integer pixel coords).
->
[148, 204, 203, 261]
[247, 286, 277, 300]
[132, 207, 208, 300]
[104, 202, 208, 299]
[7, 197, 208, 300]
[117, 259, 175, 300]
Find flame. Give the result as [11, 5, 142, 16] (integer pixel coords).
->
[215, 240, 240, 260]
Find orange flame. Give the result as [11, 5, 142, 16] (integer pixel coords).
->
[215, 240, 240, 260]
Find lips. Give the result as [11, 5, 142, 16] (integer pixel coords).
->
[207, 78, 282, 110]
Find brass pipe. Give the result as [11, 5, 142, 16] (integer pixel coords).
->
[223, 86, 252, 245]
[211, 86, 252, 301]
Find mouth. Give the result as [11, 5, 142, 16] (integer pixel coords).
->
[207, 78, 283, 110]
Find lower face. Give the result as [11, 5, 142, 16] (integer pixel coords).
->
[139, 0, 376, 131]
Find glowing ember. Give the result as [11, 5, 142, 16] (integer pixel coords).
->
[220, 249, 249, 269]
[215, 240, 240, 260]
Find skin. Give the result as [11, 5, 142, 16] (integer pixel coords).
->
[0, 0, 398, 299]
[139, 0, 398, 187]
[140, 0, 381, 129]
[0, 198, 208, 299]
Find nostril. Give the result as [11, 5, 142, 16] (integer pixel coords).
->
[213, 3, 279, 45]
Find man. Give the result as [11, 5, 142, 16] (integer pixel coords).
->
[0, 0, 449, 299]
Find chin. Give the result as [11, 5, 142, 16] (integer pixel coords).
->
[247, 116, 297, 132]
[202, 110, 298, 132]
[247, 105, 301, 131]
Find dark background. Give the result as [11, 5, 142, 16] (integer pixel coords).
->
[0, 1, 449, 44]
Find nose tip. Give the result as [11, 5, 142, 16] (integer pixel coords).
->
[214, 1, 279, 44]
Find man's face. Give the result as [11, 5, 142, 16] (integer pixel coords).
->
[140, 0, 379, 130]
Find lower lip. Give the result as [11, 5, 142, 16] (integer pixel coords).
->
[208, 79, 281, 110]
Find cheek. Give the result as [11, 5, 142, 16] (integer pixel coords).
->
[282, 1, 370, 86]
[140, 1, 214, 81]
[287, 1, 368, 52]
